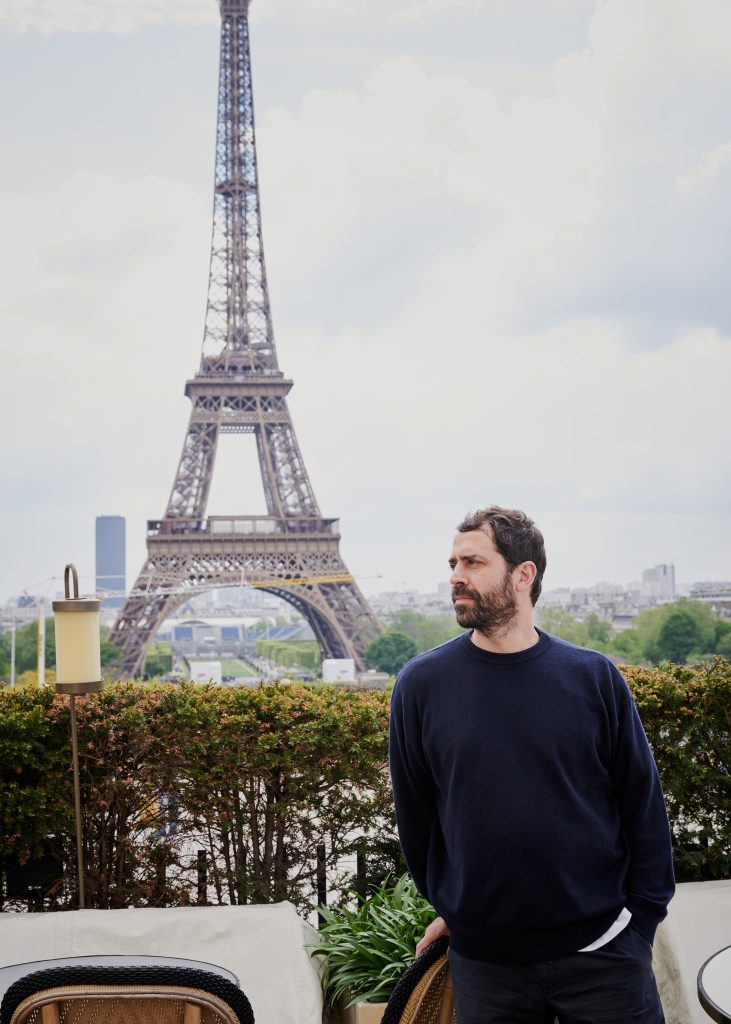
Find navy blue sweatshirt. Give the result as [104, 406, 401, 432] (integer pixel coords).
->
[389, 630, 674, 963]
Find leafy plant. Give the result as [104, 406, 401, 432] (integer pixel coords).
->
[309, 874, 435, 1008]
[0, 682, 392, 911]
[1, 662, 729, 911]
[365, 631, 418, 675]
[625, 658, 731, 880]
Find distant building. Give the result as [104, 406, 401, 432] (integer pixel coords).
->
[641, 564, 675, 600]
[540, 588, 572, 608]
[95, 516, 126, 608]
[437, 582, 451, 602]
[689, 581, 731, 618]
[592, 581, 626, 600]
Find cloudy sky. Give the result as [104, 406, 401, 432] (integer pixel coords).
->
[1, 0, 730, 605]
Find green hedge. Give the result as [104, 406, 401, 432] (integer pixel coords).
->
[0, 660, 729, 912]
[624, 659, 730, 881]
[0, 683, 392, 911]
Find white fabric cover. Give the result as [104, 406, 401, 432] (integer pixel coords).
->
[0, 902, 323, 1024]
[654, 879, 731, 1023]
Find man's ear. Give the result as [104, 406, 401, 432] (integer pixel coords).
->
[514, 561, 537, 594]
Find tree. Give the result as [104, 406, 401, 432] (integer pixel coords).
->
[538, 608, 592, 648]
[248, 618, 277, 636]
[655, 610, 702, 664]
[0, 634, 9, 680]
[714, 620, 731, 659]
[387, 610, 462, 654]
[100, 640, 122, 667]
[611, 627, 644, 663]
[681, 599, 720, 653]
[12, 618, 56, 673]
[96, 625, 122, 671]
[629, 600, 718, 664]
[365, 631, 418, 675]
[540, 600, 728, 665]
[145, 642, 173, 678]
[537, 610, 614, 654]
[585, 613, 612, 646]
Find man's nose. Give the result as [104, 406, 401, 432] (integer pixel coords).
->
[450, 564, 465, 586]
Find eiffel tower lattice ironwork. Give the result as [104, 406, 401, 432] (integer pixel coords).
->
[110, 0, 380, 677]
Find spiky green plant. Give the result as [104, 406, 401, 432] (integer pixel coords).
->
[309, 874, 435, 1007]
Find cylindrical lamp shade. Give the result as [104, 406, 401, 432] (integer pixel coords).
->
[52, 565, 104, 694]
[54, 609, 102, 691]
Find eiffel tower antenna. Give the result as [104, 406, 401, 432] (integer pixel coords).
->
[110, 0, 381, 677]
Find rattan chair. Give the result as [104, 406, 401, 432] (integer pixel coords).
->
[0, 965, 254, 1024]
[381, 938, 456, 1024]
[381, 939, 564, 1024]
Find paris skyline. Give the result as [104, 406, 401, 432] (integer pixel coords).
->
[1, 0, 730, 605]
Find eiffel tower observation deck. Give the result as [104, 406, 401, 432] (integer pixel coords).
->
[109, 0, 381, 678]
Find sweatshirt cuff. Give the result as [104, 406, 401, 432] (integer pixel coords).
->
[626, 895, 670, 945]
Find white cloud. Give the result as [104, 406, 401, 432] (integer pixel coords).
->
[257, 53, 604, 322]
[0, 0, 484, 34]
[250, 0, 364, 20]
[0, 0, 216, 35]
[257, 0, 731, 342]
[388, 0, 484, 25]
[283, 314, 730, 592]
[676, 141, 731, 192]
[1, 171, 211, 592]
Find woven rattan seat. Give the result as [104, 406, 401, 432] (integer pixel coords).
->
[380, 939, 456, 1024]
[0, 967, 254, 1024]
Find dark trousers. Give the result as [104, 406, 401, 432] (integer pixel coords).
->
[448, 926, 665, 1024]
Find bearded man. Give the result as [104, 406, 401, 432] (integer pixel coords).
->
[388, 506, 674, 1024]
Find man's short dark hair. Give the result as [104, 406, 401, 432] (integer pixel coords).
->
[456, 506, 547, 605]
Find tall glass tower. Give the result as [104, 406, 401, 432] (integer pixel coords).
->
[95, 516, 126, 608]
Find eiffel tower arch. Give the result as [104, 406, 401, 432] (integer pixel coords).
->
[109, 0, 380, 678]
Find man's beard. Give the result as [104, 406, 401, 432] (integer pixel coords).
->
[452, 568, 518, 636]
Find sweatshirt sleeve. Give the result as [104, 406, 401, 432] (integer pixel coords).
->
[610, 667, 675, 942]
[389, 673, 437, 901]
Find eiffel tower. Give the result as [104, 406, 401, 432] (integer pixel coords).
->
[110, 0, 380, 678]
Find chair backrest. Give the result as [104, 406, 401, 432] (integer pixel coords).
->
[0, 966, 254, 1024]
[380, 938, 457, 1024]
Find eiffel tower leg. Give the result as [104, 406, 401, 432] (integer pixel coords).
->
[165, 421, 219, 520]
[268, 578, 381, 670]
[109, 561, 190, 678]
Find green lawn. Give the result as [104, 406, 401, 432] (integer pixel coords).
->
[221, 658, 258, 678]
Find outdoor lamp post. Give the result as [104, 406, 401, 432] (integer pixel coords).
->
[52, 564, 103, 908]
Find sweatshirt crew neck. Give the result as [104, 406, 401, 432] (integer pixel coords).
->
[463, 627, 552, 665]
